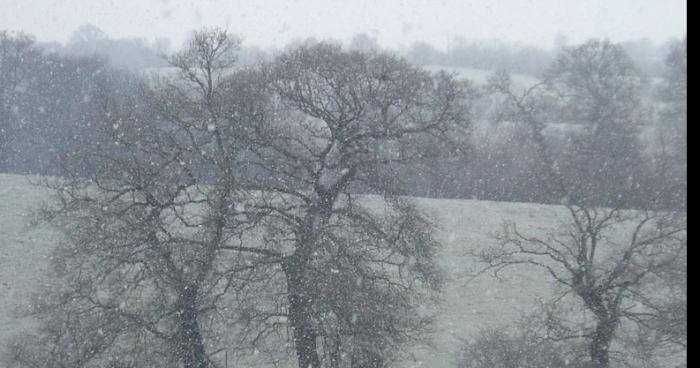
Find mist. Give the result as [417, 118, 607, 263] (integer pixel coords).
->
[0, 2, 687, 368]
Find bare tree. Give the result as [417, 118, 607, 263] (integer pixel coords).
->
[652, 37, 687, 209]
[487, 40, 650, 208]
[476, 205, 686, 368]
[545, 40, 648, 208]
[486, 70, 568, 202]
[8, 27, 258, 368]
[223, 43, 473, 368]
[0, 29, 116, 175]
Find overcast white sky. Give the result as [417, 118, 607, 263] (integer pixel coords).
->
[1, 0, 687, 49]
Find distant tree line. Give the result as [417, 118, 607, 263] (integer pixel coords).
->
[0, 29, 687, 211]
[401, 35, 677, 78]
[402, 37, 687, 211]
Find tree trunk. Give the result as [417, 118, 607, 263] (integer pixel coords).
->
[178, 285, 208, 368]
[327, 335, 341, 368]
[351, 350, 385, 368]
[0, 112, 9, 173]
[589, 317, 616, 368]
[285, 258, 322, 368]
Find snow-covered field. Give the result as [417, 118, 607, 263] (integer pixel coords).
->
[0, 173, 567, 366]
[0, 175, 57, 355]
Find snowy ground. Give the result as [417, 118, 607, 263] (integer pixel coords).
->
[0, 173, 568, 366]
[0, 175, 56, 355]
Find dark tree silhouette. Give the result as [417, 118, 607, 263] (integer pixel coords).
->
[477, 206, 686, 368]
[231, 43, 472, 367]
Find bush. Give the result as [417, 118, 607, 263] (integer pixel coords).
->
[457, 327, 586, 368]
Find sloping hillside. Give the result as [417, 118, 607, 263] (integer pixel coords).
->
[0, 175, 57, 353]
[0, 173, 570, 366]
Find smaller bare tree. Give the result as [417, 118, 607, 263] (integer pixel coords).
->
[476, 205, 686, 368]
[5, 27, 261, 368]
